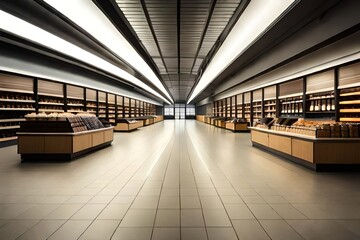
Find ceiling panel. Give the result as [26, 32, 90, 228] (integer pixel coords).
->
[115, 0, 242, 102]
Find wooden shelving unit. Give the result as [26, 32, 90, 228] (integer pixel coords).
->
[66, 85, 85, 113]
[108, 94, 116, 124]
[279, 78, 304, 118]
[244, 92, 251, 122]
[0, 73, 35, 144]
[116, 95, 124, 119]
[252, 89, 262, 124]
[236, 94, 242, 118]
[86, 89, 97, 114]
[38, 80, 65, 113]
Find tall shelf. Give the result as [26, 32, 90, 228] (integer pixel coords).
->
[116, 95, 124, 119]
[37, 80, 65, 113]
[124, 97, 130, 117]
[236, 94, 243, 118]
[98, 91, 107, 119]
[305, 70, 335, 119]
[244, 92, 251, 122]
[86, 89, 97, 114]
[130, 99, 136, 117]
[226, 97, 231, 117]
[252, 89, 262, 124]
[264, 86, 276, 118]
[231, 96, 236, 118]
[279, 78, 304, 118]
[66, 85, 85, 113]
[0, 74, 35, 142]
[108, 94, 116, 124]
[338, 62, 360, 122]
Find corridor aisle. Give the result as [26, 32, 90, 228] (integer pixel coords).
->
[0, 120, 360, 239]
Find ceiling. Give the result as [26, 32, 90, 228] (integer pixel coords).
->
[113, 0, 243, 102]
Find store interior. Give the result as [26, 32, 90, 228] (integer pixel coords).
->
[0, 0, 360, 239]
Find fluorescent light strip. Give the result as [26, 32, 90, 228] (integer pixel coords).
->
[0, 10, 171, 104]
[43, 0, 173, 103]
[188, 0, 296, 103]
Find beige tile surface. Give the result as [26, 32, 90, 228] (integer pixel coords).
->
[0, 121, 360, 240]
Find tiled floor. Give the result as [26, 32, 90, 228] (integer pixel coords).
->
[0, 120, 360, 239]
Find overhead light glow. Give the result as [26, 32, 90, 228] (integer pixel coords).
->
[187, 0, 296, 103]
[0, 10, 171, 104]
[43, 0, 173, 103]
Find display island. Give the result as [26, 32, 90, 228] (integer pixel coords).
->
[17, 113, 113, 160]
[250, 118, 360, 171]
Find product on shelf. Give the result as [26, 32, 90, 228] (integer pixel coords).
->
[255, 117, 360, 138]
[23, 112, 105, 133]
[339, 87, 360, 122]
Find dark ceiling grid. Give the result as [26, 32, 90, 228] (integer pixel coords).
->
[116, 0, 242, 102]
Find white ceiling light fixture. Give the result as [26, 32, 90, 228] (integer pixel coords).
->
[187, 0, 297, 104]
[0, 10, 171, 104]
[43, 0, 173, 104]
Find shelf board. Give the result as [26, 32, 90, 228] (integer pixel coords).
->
[38, 109, 64, 113]
[339, 100, 360, 105]
[0, 99, 35, 103]
[38, 102, 64, 106]
[0, 125, 20, 130]
[340, 91, 360, 97]
[340, 109, 360, 113]
[67, 104, 84, 107]
[340, 118, 360, 122]
[307, 96, 334, 100]
[306, 111, 335, 114]
[38, 93, 63, 98]
[0, 136, 17, 142]
[0, 118, 25, 123]
[0, 108, 35, 111]
[68, 110, 85, 113]
[0, 88, 33, 94]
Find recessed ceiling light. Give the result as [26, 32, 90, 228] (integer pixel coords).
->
[187, 0, 297, 104]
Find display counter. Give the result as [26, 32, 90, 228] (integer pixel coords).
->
[196, 115, 205, 122]
[154, 115, 164, 123]
[18, 127, 113, 160]
[250, 127, 360, 170]
[114, 119, 143, 132]
[225, 122, 249, 132]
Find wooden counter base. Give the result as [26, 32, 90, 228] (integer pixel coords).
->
[225, 122, 249, 132]
[114, 121, 143, 132]
[250, 128, 360, 171]
[18, 127, 114, 161]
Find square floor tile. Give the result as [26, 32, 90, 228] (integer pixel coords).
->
[131, 196, 159, 209]
[200, 196, 224, 209]
[112, 227, 152, 240]
[224, 204, 255, 219]
[217, 188, 238, 196]
[88, 195, 113, 204]
[97, 204, 128, 220]
[181, 209, 205, 227]
[203, 209, 231, 227]
[220, 195, 244, 204]
[155, 209, 180, 227]
[241, 195, 266, 204]
[181, 228, 207, 240]
[287, 220, 360, 240]
[260, 220, 303, 240]
[152, 227, 180, 240]
[270, 204, 307, 219]
[111, 196, 135, 204]
[0, 219, 39, 239]
[65, 196, 92, 204]
[247, 204, 282, 219]
[120, 209, 156, 227]
[158, 196, 180, 209]
[79, 220, 119, 239]
[71, 204, 106, 220]
[16, 204, 60, 219]
[207, 227, 238, 240]
[232, 220, 270, 240]
[45, 204, 84, 219]
[17, 220, 65, 240]
[181, 196, 201, 209]
[48, 220, 92, 240]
